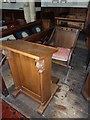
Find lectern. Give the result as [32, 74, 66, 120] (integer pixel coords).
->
[0, 40, 59, 114]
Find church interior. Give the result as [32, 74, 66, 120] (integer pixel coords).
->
[0, 0, 90, 119]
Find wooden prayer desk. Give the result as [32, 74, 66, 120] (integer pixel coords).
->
[0, 40, 59, 114]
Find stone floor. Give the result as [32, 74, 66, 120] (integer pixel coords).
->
[1, 32, 90, 119]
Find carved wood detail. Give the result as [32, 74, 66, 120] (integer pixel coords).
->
[35, 60, 45, 73]
[2, 49, 10, 59]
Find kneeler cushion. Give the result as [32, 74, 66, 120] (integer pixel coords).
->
[52, 47, 71, 61]
[16, 29, 30, 39]
[32, 25, 42, 34]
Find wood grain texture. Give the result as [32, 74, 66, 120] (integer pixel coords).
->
[0, 40, 57, 60]
[1, 40, 58, 114]
[37, 83, 59, 114]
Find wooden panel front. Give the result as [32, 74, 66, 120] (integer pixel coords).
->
[8, 52, 41, 100]
[1, 40, 57, 104]
[20, 55, 41, 95]
[8, 51, 52, 104]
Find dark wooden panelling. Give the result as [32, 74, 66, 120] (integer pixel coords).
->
[2, 9, 24, 21]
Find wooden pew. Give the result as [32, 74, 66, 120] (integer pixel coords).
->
[23, 27, 54, 44]
[1, 20, 41, 38]
[1, 20, 53, 44]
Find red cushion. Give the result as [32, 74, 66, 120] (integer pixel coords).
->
[7, 23, 17, 29]
[52, 47, 71, 61]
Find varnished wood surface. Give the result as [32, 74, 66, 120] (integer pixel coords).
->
[8, 52, 52, 104]
[0, 40, 57, 60]
[37, 83, 59, 114]
[1, 40, 58, 114]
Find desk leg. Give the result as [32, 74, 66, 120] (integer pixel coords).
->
[36, 58, 59, 114]
[37, 83, 59, 115]
[12, 87, 21, 98]
[8, 52, 22, 97]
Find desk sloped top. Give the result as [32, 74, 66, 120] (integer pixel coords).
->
[0, 40, 57, 60]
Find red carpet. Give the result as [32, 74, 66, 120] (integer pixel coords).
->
[0, 99, 28, 119]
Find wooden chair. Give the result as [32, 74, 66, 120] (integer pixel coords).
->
[44, 26, 80, 83]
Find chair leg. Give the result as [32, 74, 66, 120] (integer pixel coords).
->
[64, 68, 70, 84]
[63, 66, 72, 84]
